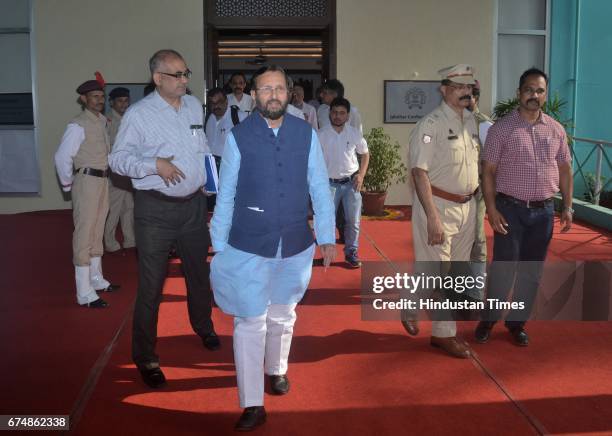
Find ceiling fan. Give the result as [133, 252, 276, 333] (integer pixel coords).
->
[245, 47, 268, 65]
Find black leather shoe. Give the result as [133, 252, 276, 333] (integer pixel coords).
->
[202, 332, 221, 351]
[508, 327, 529, 346]
[401, 320, 419, 336]
[235, 406, 266, 432]
[475, 321, 494, 343]
[269, 374, 290, 395]
[81, 298, 109, 308]
[99, 284, 120, 292]
[138, 366, 166, 388]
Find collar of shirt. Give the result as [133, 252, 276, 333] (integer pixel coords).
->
[84, 108, 107, 125]
[151, 90, 188, 112]
[440, 100, 473, 124]
[511, 108, 549, 127]
[330, 124, 347, 136]
[109, 108, 123, 121]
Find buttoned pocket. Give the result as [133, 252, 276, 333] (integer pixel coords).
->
[540, 136, 558, 161]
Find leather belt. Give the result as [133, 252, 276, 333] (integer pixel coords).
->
[431, 186, 478, 203]
[330, 171, 358, 184]
[75, 167, 109, 178]
[143, 189, 201, 203]
[497, 192, 553, 208]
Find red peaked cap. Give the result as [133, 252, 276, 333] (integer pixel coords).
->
[76, 71, 106, 95]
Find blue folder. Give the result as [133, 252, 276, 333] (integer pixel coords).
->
[204, 154, 219, 194]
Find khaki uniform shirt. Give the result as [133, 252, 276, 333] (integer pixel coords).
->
[409, 101, 479, 195]
[71, 109, 111, 170]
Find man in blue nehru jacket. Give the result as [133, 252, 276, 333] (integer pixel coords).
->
[210, 65, 336, 432]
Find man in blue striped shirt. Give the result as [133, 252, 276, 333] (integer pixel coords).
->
[109, 49, 219, 390]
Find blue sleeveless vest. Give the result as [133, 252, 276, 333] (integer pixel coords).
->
[229, 112, 314, 258]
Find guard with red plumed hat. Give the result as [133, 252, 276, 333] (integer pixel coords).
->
[54, 72, 120, 309]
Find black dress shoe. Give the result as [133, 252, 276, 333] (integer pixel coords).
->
[475, 321, 494, 343]
[401, 320, 419, 336]
[81, 298, 109, 308]
[201, 332, 221, 351]
[99, 284, 120, 292]
[138, 366, 166, 388]
[269, 374, 290, 395]
[508, 327, 529, 346]
[235, 406, 266, 432]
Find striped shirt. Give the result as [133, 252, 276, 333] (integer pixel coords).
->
[109, 91, 210, 197]
[483, 109, 571, 201]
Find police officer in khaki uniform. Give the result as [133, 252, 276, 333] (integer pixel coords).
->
[104, 87, 136, 252]
[54, 76, 120, 308]
[404, 64, 480, 358]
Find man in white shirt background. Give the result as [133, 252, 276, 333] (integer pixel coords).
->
[227, 72, 254, 113]
[205, 87, 248, 210]
[292, 84, 318, 130]
[318, 97, 369, 268]
[205, 87, 248, 164]
[317, 79, 363, 133]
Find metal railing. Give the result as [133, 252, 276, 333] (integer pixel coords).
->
[570, 136, 612, 205]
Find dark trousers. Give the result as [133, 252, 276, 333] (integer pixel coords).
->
[482, 195, 554, 328]
[132, 190, 213, 367]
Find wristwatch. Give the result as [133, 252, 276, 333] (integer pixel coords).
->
[563, 206, 574, 214]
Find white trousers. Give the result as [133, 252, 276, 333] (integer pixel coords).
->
[233, 303, 297, 408]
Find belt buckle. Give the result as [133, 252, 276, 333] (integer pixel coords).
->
[526, 200, 531, 208]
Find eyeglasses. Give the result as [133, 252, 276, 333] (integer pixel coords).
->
[256, 86, 288, 96]
[158, 69, 192, 80]
[520, 87, 546, 95]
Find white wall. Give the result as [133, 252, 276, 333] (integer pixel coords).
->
[0, 0, 204, 213]
[1, 0, 495, 213]
[336, 0, 495, 205]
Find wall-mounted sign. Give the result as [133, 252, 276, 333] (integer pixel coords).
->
[384, 80, 442, 124]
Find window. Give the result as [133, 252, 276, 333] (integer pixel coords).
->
[494, 0, 550, 103]
[0, 0, 39, 194]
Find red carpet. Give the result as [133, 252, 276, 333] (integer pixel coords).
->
[1, 209, 611, 435]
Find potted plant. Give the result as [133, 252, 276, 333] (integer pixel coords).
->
[362, 127, 408, 216]
[584, 172, 612, 209]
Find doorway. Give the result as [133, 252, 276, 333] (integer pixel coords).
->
[208, 28, 330, 103]
[204, 0, 336, 104]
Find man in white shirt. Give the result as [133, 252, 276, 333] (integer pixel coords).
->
[318, 97, 369, 268]
[227, 72, 254, 113]
[285, 103, 306, 120]
[54, 76, 120, 309]
[292, 84, 318, 130]
[205, 87, 248, 162]
[317, 79, 363, 133]
[205, 87, 248, 211]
